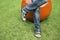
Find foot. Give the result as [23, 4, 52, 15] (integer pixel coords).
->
[21, 9, 26, 21]
[35, 32, 41, 38]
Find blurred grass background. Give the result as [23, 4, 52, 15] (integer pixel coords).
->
[0, 0, 60, 40]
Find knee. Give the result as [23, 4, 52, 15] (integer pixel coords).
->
[44, 0, 48, 3]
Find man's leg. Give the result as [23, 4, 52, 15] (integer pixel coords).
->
[33, 8, 41, 37]
[22, 0, 48, 21]
[22, 0, 48, 13]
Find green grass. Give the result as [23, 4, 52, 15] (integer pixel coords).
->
[0, 0, 60, 40]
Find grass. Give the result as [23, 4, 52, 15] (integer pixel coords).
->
[0, 0, 60, 40]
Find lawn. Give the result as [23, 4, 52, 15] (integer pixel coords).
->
[0, 0, 60, 40]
